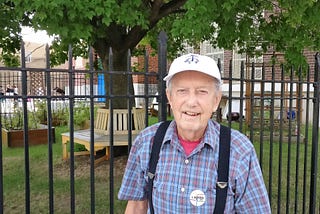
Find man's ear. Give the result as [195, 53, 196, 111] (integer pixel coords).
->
[166, 88, 171, 104]
[212, 92, 222, 112]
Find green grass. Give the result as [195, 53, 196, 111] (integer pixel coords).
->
[2, 116, 164, 213]
[229, 121, 320, 213]
[2, 124, 128, 213]
[255, 140, 317, 213]
[2, 117, 320, 213]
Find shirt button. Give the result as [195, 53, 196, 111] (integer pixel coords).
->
[185, 159, 189, 164]
[181, 187, 185, 192]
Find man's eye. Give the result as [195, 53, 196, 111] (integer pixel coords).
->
[199, 90, 208, 94]
[177, 89, 186, 93]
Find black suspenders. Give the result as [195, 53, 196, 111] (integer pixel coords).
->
[214, 124, 231, 213]
[147, 121, 171, 214]
[147, 121, 231, 214]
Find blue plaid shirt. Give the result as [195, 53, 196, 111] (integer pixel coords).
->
[118, 120, 271, 213]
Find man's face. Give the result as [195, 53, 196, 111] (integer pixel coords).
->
[166, 71, 221, 140]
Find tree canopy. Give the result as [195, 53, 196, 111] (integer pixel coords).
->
[2, 0, 320, 106]
[0, 1, 23, 66]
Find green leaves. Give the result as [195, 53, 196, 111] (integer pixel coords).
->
[2, 0, 320, 69]
[0, 1, 22, 66]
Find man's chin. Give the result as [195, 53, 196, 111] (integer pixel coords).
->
[181, 115, 200, 121]
[180, 124, 200, 132]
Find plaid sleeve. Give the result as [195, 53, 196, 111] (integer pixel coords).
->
[118, 135, 148, 201]
[234, 148, 271, 213]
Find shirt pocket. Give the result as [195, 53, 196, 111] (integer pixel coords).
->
[185, 182, 216, 211]
[152, 180, 176, 211]
[211, 181, 236, 213]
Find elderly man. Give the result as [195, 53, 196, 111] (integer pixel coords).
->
[118, 53, 271, 213]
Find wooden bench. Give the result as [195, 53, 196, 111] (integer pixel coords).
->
[61, 108, 145, 164]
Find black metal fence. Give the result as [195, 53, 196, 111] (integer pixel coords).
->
[222, 55, 320, 214]
[0, 32, 319, 213]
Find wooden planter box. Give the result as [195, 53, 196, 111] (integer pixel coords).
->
[2, 125, 55, 147]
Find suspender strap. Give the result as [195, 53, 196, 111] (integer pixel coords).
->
[213, 125, 231, 214]
[147, 121, 171, 214]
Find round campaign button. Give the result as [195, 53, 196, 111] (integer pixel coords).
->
[189, 189, 206, 207]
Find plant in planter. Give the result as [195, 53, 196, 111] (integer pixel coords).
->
[34, 99, 95, 130]
[72, 102, 94, 129]
[1, 105, 55, 148]
[34, 100, 69, 126]
[2, 106, 40, 130]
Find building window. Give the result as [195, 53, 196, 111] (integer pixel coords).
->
[200, 41, 224, 74]
[233, 51, 246, 79]
[25, 51, 32, 63]
[184, 45, 195, 54]
[247, 55, 263, 79]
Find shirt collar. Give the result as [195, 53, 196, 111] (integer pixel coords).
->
[163, 120, 220, 150]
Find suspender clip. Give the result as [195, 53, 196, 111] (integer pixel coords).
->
[148, 172, 155, 179]
[217, 182, 228, 189]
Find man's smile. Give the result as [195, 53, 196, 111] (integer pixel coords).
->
[183, 111, 200, 116]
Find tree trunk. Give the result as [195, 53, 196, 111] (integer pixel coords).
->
[101, 49, 135, 109]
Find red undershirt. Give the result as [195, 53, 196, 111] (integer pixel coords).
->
[178, 135, 202, 156]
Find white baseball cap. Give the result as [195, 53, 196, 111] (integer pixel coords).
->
[163, 53, 221, 85]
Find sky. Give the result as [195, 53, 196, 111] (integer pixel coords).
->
[21, 27, 53, 44]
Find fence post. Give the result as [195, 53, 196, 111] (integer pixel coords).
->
[157, 31, 168, 122]
[309, 53, 320, 213]
[21, 41, 31, 214]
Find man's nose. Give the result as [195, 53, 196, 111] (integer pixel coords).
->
[186, 92, 198, 106]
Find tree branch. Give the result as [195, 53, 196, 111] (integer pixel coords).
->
[124, 0, 187, 50]
[150, 0, 187, 23]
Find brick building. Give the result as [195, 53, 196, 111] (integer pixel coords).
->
[132, 45, 160, 108]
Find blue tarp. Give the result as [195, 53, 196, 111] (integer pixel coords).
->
[98, 74, 105, 102]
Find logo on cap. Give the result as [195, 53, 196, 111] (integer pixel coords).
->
[184, 54, 199, 64]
